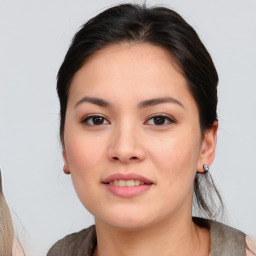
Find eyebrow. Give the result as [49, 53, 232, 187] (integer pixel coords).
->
[75, 97, 113, 108]
[74, 96, 184, 109]
[138, 97, 184, 109]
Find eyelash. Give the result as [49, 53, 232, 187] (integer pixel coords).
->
[81, 114, 175, 127]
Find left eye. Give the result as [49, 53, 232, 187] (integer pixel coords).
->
[146, 115, 175, 126]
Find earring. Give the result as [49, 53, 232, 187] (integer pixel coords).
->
[63, 165, 70, 174]
[203, 164, 209, 173]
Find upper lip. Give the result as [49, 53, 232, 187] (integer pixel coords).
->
[102, 173, 154, 184]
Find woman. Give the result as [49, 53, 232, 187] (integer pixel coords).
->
[47, 3, 255, 256]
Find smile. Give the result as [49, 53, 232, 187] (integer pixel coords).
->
[102, 173, 153, 198]
[108, 180, 148, 186]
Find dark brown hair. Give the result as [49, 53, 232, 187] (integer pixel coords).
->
[56, 3, 223, 220]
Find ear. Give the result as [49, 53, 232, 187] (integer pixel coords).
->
[62, 149, 71, 175]
[197, 121, 218, 173]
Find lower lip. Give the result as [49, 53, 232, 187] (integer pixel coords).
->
[103, 184, 152, 198]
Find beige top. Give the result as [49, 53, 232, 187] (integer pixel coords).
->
[47, 218, 256, 256]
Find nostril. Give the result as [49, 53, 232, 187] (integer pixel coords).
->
[111, 156, 139, 161]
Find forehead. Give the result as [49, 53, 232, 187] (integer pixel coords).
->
[81, 42, 181, 77]
[68, 42, 194, 109]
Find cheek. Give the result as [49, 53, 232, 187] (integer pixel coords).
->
[149, 130, 201, 187]
[64, 132, 107, 210]
[65, 131, 106, 173]
[149, 135, 200, 213]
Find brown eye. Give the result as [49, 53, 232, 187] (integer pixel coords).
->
[146, 115, 175, 126]
[81, 115, 109, 126]
[153, 116, 166, 125]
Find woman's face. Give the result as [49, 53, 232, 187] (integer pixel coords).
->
[63, 43, 217, 229]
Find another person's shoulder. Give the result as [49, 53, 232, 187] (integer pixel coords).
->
[47, 225, 96, 256]
[246, 236, 256, 256]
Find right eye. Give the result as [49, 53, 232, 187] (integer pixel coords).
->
[81, 115, 110, 126]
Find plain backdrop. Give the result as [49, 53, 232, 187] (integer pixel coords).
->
[0, 0, 256, 255]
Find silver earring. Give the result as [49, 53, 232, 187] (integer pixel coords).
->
[203, 164, 209, 173]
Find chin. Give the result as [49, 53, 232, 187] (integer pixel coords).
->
[104, 218, 152, 230]
[94, 207, 155, 230]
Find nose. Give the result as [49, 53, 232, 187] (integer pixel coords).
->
[107, 121, 145, 164]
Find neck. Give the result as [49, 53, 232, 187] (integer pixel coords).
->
[93, 215, 210, 256]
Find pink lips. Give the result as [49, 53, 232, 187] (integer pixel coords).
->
[102, 173, 153, 184]
[102, 173, 153, 198]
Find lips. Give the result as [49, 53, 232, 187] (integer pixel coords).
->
[102, 173, 153, 198]
[102, 173, 153, 185]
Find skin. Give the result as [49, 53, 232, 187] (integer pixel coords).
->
[62, 42, 218, 256]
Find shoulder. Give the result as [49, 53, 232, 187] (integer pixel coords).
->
[47, 225, 96, 256]
[194, 217, 246, 256]
[209, 219, 245, 241]
[209, 220, 256, 256]
[209, 219, 252, 256]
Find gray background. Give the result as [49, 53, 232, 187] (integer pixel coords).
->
[0, 0, 255, 255]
